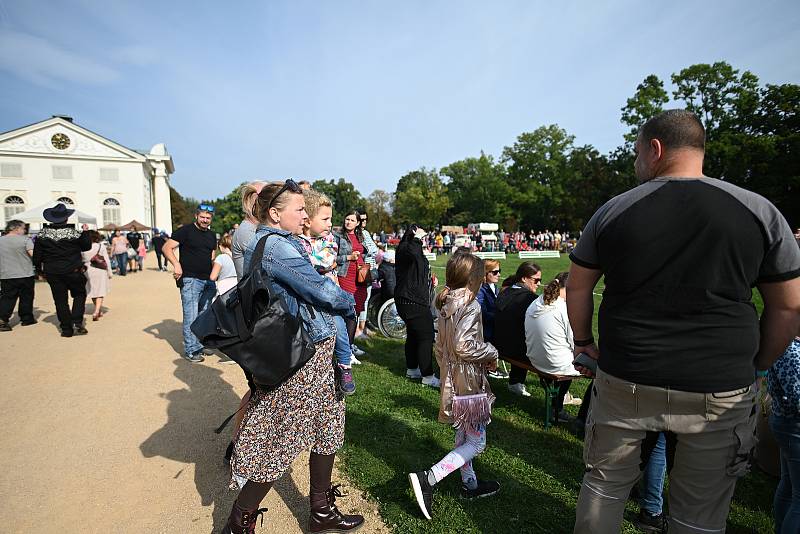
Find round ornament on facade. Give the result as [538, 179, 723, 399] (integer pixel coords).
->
[51, 133, 70, 150]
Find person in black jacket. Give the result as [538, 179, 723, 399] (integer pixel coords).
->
[32, 203, 92, 337]
[376, 249, 396, 301]
[492, 262, 542, 395]
[151, 230, 168, 272]
[395, 225, 439, 387]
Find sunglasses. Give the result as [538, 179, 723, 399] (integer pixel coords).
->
[261, 179, 301, 210]
[197, 204, 215, 213]
[532, 277, 542, 283]
[490, 269, 501, 275]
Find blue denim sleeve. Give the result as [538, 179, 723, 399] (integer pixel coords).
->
[265, 239, 356, 318]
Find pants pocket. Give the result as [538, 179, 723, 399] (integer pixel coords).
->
[727, 409, 758, 477]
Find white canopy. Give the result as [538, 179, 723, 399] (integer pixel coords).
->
[15, 201, 98, 225]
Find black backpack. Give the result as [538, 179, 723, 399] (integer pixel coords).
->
[191, 234, 316, 388]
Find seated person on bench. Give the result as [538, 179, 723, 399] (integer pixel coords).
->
[524, 271, 581, 423]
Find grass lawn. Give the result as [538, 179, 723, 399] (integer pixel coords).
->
[338, 253, 775, 533]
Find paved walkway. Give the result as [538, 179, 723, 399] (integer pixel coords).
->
[0, 254, 387, 533]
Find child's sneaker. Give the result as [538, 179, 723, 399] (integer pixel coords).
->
[339, 367, 356, 396]
[350, 353, 362, 365]
[406, 368, 422, 379]
[352, 345, 366, 357]
[408, 471, 434, 520]
[460, 479, 500, 500]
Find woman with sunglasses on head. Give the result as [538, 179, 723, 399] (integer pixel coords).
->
[333, 211, 369, 361]
[492, 262, 542, 396]
[222, 180, 364, 534]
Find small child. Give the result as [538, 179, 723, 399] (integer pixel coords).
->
[137, 240, 147, 272]
[300, 189, 356, 396]
[408, 252, 500, 520]
[210, 234, 238, 298]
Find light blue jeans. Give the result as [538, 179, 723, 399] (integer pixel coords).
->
[333, 314, 351, 366]
[640, 432, 667, 514]
[180, 277, 215, 356]
[771, 414, 800, 533]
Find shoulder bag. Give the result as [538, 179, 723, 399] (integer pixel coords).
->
[190, 234, 316, 388]
[90, 243, 108, 270]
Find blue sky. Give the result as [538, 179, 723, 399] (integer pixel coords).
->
[1, 1, 798, 201]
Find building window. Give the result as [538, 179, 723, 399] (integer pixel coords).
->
[4, 195, 25, 223]
[102, 197, 121, 227]
[1, 163, 23, 178]
[100, 168, 119, 181]
[56, 196, 74, 205]
[52, 165, 73, 180]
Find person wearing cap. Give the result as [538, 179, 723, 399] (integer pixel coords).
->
[162, 204, 217, 362]
[31, 202, 92, 337]
[151, 229, 168, 272]
[0, 220, 36, 331]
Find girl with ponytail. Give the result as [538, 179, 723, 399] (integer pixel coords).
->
[409, 253, 501, 520]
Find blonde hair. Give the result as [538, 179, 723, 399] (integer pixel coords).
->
[240, 181, 268, 220]
[435, 253, 485, 310]
[543, 272, 568, 305]
[483, 259, 500, 281]
[303, 189, 333, 220]
[253, 181, 302, 224]
[218, 234, 232, 250]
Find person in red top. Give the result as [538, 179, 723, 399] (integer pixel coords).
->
[334, 211, 368, 359]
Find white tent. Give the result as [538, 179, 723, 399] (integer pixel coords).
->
[15, 201, 98, 225]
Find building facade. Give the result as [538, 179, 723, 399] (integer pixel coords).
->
[0, 116, 174, 233]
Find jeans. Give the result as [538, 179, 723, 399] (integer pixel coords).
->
[396, 300, 434, 376]
[155, 249, 164, 270]
[333, 314, 351, 366]
[0, 276, 35, 323]
[430, 424, 487, 485]
[115, 253, 128, 275]
[771, 414, 800, 534]
[180, 277, 215, 356]
[639, 432, 667, 515]
[46, 271, 87, 331]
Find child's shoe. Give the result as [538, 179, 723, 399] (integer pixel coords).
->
[338, 367, 356, 396]
[406, 368, 422, 379]
[408, 471, 435, 520]
[460, 479, 500, 500]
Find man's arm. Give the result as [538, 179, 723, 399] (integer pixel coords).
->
[566, 263, 603, 374]
[162, 238, 182, 279]
[754, 277, 800, 370]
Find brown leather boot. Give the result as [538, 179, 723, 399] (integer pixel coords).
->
[309, 484, 364, 533]
[219, 502, 267, 534]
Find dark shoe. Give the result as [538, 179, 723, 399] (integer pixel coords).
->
[309, 484, 364, 533]
[74, 325, 88, 335]
[0, 321, 11, 332]
[460, 479, 500, 500]
[338, 367, 356, 396]
[61, 329, 74, 337]
[556, 409, 575, 423]
[20, 319, 37, 326]
[219, 501, 267, 534]
[183, 351, 205, 363]
[408, 470, 434, 520]
[633, 509, 666, 533]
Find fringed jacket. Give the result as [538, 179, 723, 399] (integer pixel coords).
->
[435, 288, 499, 426]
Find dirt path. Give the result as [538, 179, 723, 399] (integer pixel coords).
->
[0, 254, 388, 533]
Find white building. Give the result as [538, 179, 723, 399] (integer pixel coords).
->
[0, 116, 174, 233]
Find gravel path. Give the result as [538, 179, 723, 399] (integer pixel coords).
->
[0, 254, 388, 533]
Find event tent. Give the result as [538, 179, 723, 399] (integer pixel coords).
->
[14, 201, 98, 225]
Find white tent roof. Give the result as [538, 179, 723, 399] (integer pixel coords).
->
[15, 201, 98, 225]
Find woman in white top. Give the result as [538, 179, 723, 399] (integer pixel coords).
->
[210, 234, 238, 297]
[524, 272, 580, 423]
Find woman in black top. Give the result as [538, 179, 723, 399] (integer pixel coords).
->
[395, 225, 439, 387]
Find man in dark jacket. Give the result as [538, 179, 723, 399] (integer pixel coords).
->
[32, 203, 92, 337]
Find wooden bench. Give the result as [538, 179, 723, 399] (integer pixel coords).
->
[474, 251, 506, 260]
[499, 356, 575, 430]
[518, 250, 560, 259]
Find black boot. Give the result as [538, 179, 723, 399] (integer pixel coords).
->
[309, 484, 364, 533]
[219, 501, 267, 534]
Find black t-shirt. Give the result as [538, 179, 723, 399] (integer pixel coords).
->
[172, 223, 216, 280]
[571, 177, 800, 393]
[127, 232, 141, 249]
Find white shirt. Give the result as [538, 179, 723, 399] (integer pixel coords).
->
[214, 253, 238, 295]
[524, 295, 580, 376]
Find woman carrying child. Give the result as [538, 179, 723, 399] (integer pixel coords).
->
[408, 252, 500, 520]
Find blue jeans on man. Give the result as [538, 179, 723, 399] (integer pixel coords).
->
[771, 414, 800, 533]
[180, 277, 215, 357]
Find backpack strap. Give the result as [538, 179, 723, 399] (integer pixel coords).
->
[247, 233, 277, 274]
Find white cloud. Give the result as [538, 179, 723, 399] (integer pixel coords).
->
[0, 30, 120, 87]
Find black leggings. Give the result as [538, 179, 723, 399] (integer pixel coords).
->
[395, 300, 434, 377]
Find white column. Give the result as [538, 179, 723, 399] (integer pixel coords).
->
[153, 162, 173, 234]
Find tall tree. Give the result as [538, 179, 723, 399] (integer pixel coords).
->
[392, 168, 451, 229]
[311, 178, 366, 224]
[206, 185, 244, 234]
[169, 185, 198, 230]
[364, 189, 394, 232]
[440, 152, 513, 227]
[620, 74, 670, 144]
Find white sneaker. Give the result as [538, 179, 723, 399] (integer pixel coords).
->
[352, 345, 366, 357]
[564, 391, 583, 406]
[406, 368, 422, 379]
[421, 375, 441, 388]
[350, 354, 362, 365]
[355, 332, 369, 341]
[508, 383, 531, 397]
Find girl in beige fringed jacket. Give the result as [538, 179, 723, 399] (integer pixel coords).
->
[408, 253, 500, 520]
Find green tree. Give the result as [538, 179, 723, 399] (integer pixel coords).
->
[312, 178, 365, 224]
[440, 152, 513, 227]
[206, 184, 245, 235]
[621, 74, 669, 144]
[364, 189, 394, 232]
[392, 168, 451, 229]
[169, 185, 198, 229]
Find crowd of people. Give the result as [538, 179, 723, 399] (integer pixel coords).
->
[3, 108, 800, 534]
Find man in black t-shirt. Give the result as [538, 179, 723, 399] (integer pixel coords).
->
[162, 205, 217, 362]
[151, 230, 167, 272]
[567, 110, 800, 533]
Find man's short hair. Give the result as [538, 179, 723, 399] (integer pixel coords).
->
[4, 220, 25, 233]
[639, 109, 705, 152]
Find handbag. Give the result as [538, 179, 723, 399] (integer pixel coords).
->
[90, 244, 108, 270]
[190, 234, 317, 388]
[357, 262, 372, 285]
[126, 247, 137, 258]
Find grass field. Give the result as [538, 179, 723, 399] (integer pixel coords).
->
[338, 253, 775, 533]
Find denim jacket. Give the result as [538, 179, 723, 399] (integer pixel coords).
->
[243, 226, 356, 343]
